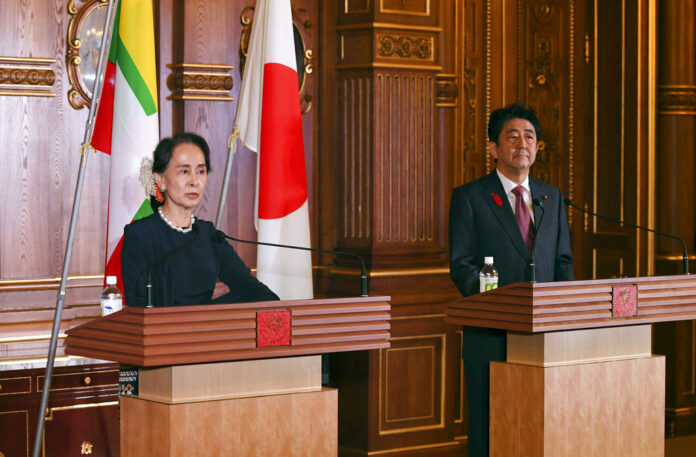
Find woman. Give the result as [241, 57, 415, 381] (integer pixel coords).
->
[121, 132, 279, 307]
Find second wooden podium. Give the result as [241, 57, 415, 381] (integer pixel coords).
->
[446, 274, 696, 457]
[66, 296, 391, 457]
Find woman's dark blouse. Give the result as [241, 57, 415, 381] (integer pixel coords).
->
[121, 213, 278, 307]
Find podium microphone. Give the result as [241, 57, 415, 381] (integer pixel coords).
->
[564, 198, 690, 275]
[215, 229, 369, 297]
[146, 222, 201, 307]
[529, 196, 547, 283]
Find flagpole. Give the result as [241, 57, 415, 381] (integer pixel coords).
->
[215, 126, 240, 229]
[31, 1, 117, 456]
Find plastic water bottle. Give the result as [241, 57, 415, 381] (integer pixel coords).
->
[101, 276, 123, 316]
[479, 257, 499, 293]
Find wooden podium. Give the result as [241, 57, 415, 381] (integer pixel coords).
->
[65, 296, 391, 457]
[446, 275, 696, 457]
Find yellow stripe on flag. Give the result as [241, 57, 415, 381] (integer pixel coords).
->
[118, 0, 158, 108]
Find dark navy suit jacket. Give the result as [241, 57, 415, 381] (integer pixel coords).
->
[449, 171, 574, 360]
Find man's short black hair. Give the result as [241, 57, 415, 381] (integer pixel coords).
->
[487, 103, 542, 144]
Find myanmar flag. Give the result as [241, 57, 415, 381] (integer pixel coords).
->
[92, 0, 159, 295]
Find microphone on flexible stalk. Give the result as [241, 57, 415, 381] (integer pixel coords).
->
[146, 222, 201, 307]
[214, 229, 369, 297]
[529, 196, 547, 283]
[564, 198, 690, 275]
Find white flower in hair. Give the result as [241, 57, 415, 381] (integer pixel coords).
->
[139, 157, 156, 197]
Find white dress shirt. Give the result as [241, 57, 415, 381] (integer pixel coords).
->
[496, 169, 535, 223]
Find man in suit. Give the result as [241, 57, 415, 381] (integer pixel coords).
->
[449, 103, 574, 457]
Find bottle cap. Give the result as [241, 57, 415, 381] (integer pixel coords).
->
[484, 256, 494, 264]
[106, 276, 117, 285]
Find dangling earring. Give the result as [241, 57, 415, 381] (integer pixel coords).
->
[155, 184, 165, 203]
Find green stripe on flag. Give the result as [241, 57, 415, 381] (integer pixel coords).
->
[133, 198, 154, 222]
[107, 0, 122, 64]
[116, 36, 157, 116]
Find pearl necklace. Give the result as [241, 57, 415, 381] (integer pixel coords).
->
[158, 207, 195, 233]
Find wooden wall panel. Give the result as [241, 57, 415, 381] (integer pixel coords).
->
[653, 0, 696, 437]
[0, 0, 108, 282]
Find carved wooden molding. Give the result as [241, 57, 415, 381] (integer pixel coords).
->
[376, 34, 434, 60]
[379, 0, 431, 16]
[345, 0, 370, 14]
[435, 73, 457, 107]
[166, 63, 234, 101]
[658, 86, 696, 114]
[0, 57, 56, 97]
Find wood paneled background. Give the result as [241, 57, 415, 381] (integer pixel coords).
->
[2, 0, 696, 455]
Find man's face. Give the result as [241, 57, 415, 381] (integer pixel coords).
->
[489, 117, 538, 182]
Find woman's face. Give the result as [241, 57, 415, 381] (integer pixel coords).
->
[154, 142, 208, 213]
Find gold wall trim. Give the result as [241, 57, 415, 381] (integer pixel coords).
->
[568, 0, 576, 222]
[658, 85, 696, 113]
[484, 0, 492, 173]
[379, 0, 430, 16]
[38, 369, 118, 393]
[364, 440, 460, 455]
[344, 0, 370, 14]
[655, 254, 696, 261]
[0, 57, 56, 97]
[0, 57, 55, 64]
[45, 401, 119, 420]
[436, 73, 458, 107]
[337, 62, 442, 71]
[647, 0, 656, 275]
[0, 274, 102, 290]
[0, 376, 31, 396]
[0, 334, 65, 343]
[379, 334, 446, 435]
[328, 266, 450, 277]
[166, 63, 235, 102]
[665, 405, 696, 415]
[337, 22, 442, 32]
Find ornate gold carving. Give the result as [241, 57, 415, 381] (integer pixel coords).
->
[67, 0, 111, 109]
[345, 0, 370, 14]
[658, 85, 696, 114]
[436, 74, 458, 107]
[239, 6, 314, 113]
[166, 63, 234, 101]
[485, 0, 492, 173]
[45, 401, 119, 421]
[0, 57, 56, 97]
[337, 62, 442, 71]
[81, 441, 94, 455]
[536, 3, 553, 19]
[380, 0, 430, 16]
[377, 34, 433, 60]
[336, 22, 442, 32]
[569, 0, 576, 223]
[461, 67, 477, 183]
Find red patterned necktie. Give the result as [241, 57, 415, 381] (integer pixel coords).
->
[512, 185, 535, 254]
